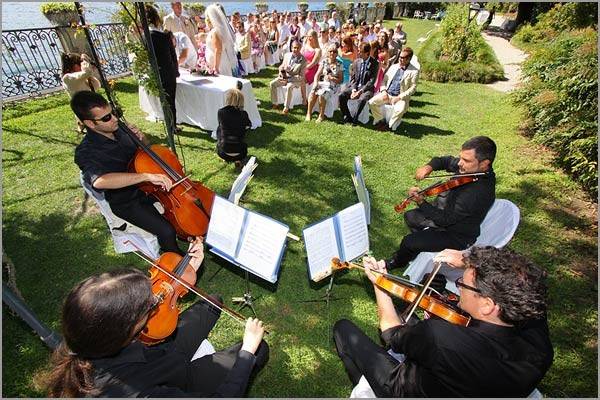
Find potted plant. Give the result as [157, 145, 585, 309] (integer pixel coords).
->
[359, 2, 369, 8]
[326, 2, 337, 11]
[297, 2, 309, 12]
[374, 2, 385, 8]
[255, 2, 269, 13]
[184, 3, 205, 18]
[40, 2, 80, 26]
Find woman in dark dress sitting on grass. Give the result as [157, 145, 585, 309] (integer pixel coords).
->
[216, 88, 252, 170]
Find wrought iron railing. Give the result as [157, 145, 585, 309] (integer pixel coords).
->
[2, 23, 131, 101]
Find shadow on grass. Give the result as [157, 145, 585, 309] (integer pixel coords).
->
[496, 179, 597, 396]
[396, 121, 454, 138]
[3, 125, 80, 147]
[114, 80, 140, 94]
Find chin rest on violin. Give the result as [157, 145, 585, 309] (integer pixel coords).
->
[331, 257, 471, 327]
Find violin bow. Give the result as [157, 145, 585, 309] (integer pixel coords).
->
[400, 261, 443, 324]
[421, 172, 487, 180]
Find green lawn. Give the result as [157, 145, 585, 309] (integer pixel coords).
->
[2, 18, 597, 397]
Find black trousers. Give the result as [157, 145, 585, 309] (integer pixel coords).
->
[169, 297, 269, 396]
[110, 195, 181, 254]
[389, 227, 472, 270]
[164, 79, 177, 123]
[404, 208, 439, 233]
[339, 88, 373, 122]
[173, 298, 269, 396]
[333, 319, 399, 397]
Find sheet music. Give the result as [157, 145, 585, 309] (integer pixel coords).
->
[353, 155, 371, 224]
[303, 218, 340, 281]
[205, 196, 246, 257]
[337, 203, 369, 261]
[229, 156, 257, 204]
[235, 212, 288, 282]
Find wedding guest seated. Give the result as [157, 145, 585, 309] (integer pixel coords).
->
[216, 89, 252, 170]
[338, 42, 378, 125]
[170, 31, 198, 69]
[269, 39, 307, 115]
[368, 47, 419, 131]
[306, 44, 343, 123]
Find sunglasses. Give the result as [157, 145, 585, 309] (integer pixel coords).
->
[89, 111, 115, 123]
[455, 277, 481, 294]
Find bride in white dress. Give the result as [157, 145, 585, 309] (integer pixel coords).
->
[205, 4, 238, 76]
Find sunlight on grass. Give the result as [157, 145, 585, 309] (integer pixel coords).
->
[2, 17, 597, 398]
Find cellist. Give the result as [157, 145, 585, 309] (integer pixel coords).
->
[72, 91, 181, 254]
[39, 239, 269, 397]
[386, 136, 497, 271]
[333, 247, 554, 397]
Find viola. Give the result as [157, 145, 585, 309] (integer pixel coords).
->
[136, 250, 255, 345]
[121, 121, 215, 240]
[394, 174, 483, 213]
[331, 258, 471, 326]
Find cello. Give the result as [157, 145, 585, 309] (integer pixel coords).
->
[120, 121, 215, 240]
[331, 257, 470, 326]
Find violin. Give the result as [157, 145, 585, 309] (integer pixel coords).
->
[121, 121, 215, 240]
[134, 248, 257, 345]
[331, 258, 471, 326]
[394, 174, 484, 213]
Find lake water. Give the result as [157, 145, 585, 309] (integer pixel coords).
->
[2, 2, 331, 30]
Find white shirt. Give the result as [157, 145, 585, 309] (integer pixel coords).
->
[328, 18, 340, 30]
[173, 31, 197, 69]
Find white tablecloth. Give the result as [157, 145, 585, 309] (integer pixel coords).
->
[139, 70, 262, 133]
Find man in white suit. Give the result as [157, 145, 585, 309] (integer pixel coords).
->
[368, 47, 419, 131]
[163, 2, 198, 50]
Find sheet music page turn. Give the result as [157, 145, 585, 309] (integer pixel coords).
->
[337, 203, 369, 262]
[205, 196, 246, 257]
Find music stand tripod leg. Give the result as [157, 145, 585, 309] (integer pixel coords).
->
[232, 270, 258, 317]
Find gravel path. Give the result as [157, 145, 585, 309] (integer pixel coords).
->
[483, 16, 529, 93]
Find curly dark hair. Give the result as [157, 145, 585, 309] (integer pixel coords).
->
[464, 246, 548, 324]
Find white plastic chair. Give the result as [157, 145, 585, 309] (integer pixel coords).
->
[80, 174, 160, 259]
[403, 199, 520, 294]
[350, 376, 543, 398]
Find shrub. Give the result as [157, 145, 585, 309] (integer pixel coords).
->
[512, 27, 598, 196]
[417, 5, 504, 83]
[513, 3, 598, 50]
[40, 2, 77, 15]
[184, 3, 206, 18]
[326, 2, 337, 11]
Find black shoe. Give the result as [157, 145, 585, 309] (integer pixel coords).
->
[385, 258, 399, 270]
[342, 115, 352, 124]
[351, 118, 359, 126]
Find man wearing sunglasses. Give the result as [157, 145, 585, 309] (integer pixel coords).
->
[368, 46, 419, 132]
[333, 246, 553, 397]
[72, 91, 183, 255]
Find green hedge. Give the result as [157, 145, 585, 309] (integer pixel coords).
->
[417, 4, 504, 83]
[511, 2, 598, 197]
[512, 27, 598, 196]
[418, 31, 504, 83]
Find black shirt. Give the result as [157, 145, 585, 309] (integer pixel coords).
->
[420, 155, 496, 243]
[74, 127, 143, 206]
[380, 318, 554, 397]
[216, 106, 251, 154]
[91, 340, 257, 397]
